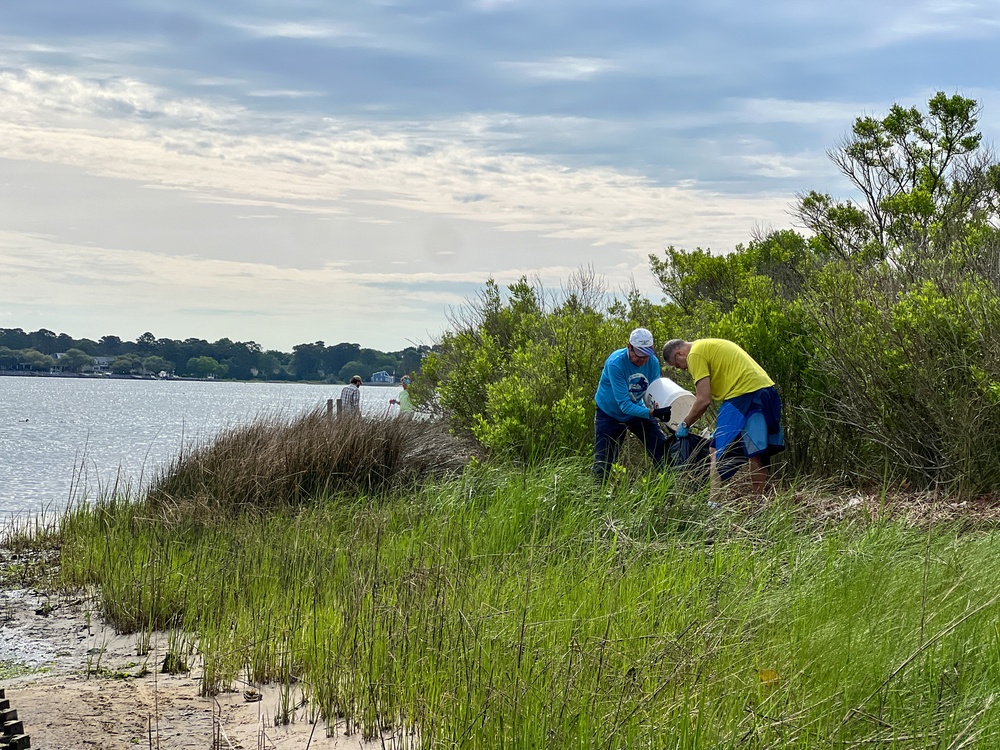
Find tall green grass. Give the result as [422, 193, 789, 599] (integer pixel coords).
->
[55, 454, 1000, 748]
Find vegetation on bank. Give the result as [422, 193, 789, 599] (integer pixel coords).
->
[0, 329, 428, 383]
[146, 407, 474, 517]
[421, 92, 1000, 494]
[10, 93, 1000, 748]
[52, 431, 1000, 747]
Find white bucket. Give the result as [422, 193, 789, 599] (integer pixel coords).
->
[643, 377, 695, 430]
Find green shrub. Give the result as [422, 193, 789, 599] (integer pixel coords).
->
[424, 271, 668, 463]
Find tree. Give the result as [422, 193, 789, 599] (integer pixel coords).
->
[98, 335, 124, 355]
[75, 338, 99, 355]
[142, 356, 174, 375]
[0, 347, 20, 370]
[135, 332, 158, 357]
[111, 356, 140, 374]
[214, 339, 264, 380]
[29, 329, 59, 354]
[398, 346, 426, 375]
[291, 342, 326, 380]
[0, 329, 30, 350]
[21, 349, 54, 371]
[256, 352, 284, 379]
[58, 348, 95, 373]
[338, 360, 366, 384]
[796, 92, 998, 265]
[324, 343, 361, 377]
[186, 355, 227, 379]
[422, 272, 639, 461]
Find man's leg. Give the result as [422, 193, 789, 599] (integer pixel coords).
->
[593, 409, 626, 481]
[747, 455, 768, 494]
[708, 447, 721, 492]
[742, 407, 772, 495]
[627, 417, 670, 468]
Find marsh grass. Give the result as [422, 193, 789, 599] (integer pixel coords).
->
[146, 409, 474, 519]
[48, 417, 1000, 748]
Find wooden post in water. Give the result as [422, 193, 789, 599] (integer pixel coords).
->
[327, 399, 334, 419]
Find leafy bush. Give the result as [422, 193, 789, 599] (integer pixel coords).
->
[645, 93, 1000, 493]
[419, 93, 1000, 493]
[423, 271, 672, 463]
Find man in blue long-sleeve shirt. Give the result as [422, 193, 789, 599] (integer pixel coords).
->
[592, 327, 670, 480]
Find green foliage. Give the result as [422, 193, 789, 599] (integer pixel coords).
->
[649, 231, 823, 472]
[796, 92, 996, 267]
[56, 461, 1000, 747]
[423, 271, 658, 462]
[111, 355, 140, 374]
[0, 346, 18, 369]
[419, 94, 1000, 490]
[185, 355, 227, 379]
[470, 342, 593, 460]
[20, 348, 55, 371]
[642, 93, 1000, 493]
[141, 355, 174, 375]
[57, 347, 95, 372]
[0, 327, 418, 382]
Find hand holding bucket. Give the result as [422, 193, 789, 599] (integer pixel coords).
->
[643, 377, 695, 431]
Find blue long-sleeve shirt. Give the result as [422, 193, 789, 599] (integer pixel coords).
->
[594, 348, 660, 422]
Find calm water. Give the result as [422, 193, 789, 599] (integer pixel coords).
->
[0, 376, 402, 519]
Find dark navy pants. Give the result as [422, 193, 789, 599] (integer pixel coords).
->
[593, 406, 670, 481]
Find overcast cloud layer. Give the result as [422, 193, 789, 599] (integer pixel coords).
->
[1, 0, 998, 351]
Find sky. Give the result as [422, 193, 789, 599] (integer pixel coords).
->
[1, 1, 998, 353]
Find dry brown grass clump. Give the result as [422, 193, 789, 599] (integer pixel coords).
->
[147, 410, 473, 518]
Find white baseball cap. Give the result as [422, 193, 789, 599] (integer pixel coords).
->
[628, 327, 655, 357]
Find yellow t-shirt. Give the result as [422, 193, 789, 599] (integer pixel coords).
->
[688, 339, 774, 402]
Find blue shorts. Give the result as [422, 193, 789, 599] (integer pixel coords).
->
[712, 386, 784, 480]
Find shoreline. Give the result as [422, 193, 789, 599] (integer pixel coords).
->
[0, 551, 387, 749]
[0, 370, 402, 386]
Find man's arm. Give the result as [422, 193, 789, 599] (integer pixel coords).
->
[609, 360, 657, 419]
[680, 377, 712, 426]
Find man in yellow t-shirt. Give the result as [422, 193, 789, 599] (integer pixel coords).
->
[661, 338, 784, 493]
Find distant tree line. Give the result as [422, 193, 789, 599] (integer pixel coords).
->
[0, 328, 429, 382]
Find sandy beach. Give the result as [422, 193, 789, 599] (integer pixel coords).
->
[1, 582, 395, 749]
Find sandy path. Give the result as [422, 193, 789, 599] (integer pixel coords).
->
[1, 588, 397, 749]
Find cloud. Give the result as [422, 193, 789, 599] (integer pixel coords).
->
[246, 89, 323, 99]
[0, 68, 243, 128]
[731, 98, 874, 126]
[472, 0, 522, 11]
[0, 66, 794, 258]
[500, 56, 622, 82]
[0, 229, 466, 346]
[739, 153, 816, 179]
[230, 19, 369, 41]
[0, 227, 619, 349]
[862, 0, 1000, 46]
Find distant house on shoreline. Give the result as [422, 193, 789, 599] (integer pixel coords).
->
[370, 370, 394, 384]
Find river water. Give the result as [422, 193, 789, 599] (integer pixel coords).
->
[0, 376, 402, 520]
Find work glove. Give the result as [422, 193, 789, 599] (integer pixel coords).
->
[675, 422, 689, 438]
[650, 406, 671, 421]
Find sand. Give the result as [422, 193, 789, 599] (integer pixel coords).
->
[1, 586, 395, 749]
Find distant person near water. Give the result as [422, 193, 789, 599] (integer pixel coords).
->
[341, 375, 362, 416]
[391, 375, 414, 417]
